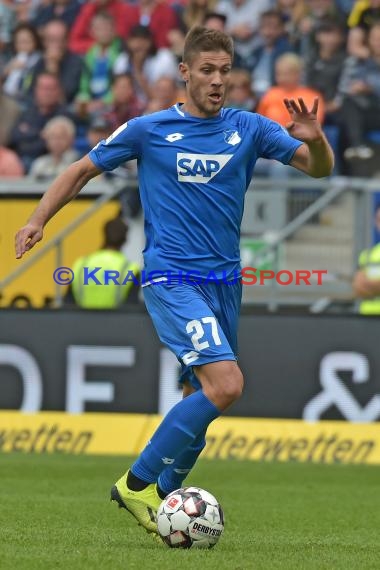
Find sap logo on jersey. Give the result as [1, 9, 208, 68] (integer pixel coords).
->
[177, 153, 233, 183]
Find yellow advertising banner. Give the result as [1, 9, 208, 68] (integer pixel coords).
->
[0, 198, 119, 308]
[1, 411, 379, 465]
[202, 417, 379, 465]
[0, 411, 154, 455]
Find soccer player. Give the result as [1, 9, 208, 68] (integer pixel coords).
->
[15, 27, 334, 536]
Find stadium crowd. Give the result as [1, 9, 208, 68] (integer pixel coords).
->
[0, 0, 380, 178]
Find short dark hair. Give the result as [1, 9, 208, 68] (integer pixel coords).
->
[104, 217, 128, 249]
[112, 72, 133, 86]
[127, 24, 155, 56]
[89, 113, 113, 132]
[203, 12, 227, 26]
[182, 26, 234, 64]
[315, 17, 346, 35]
[260, 10, 285, 25]
[12, 22, 42, 52]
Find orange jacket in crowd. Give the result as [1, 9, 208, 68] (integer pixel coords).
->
[257, 86, 325, 127]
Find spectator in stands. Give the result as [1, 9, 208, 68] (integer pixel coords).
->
[305, 19, 347, 124]
[203, 11, 227, 31]
[105, 74, 146, 129]
[0, 1, 16, 51]
[144, 76, 179, 113]
[257, 53, 325, 126]
[0, 79, 22, 146]
[337, 21, 380, 159]
[69, 0, 139, 55]
[0, 1, 41, 25]
[352, 203, 380, 314]
[66, 216, 141, 308]
[273, 0, 308, 48]
[167, 0, 217, 61]
[2, 22, 42, 102]
[9, 71, 69, 172]
[28, 19, 83, 104]
[113, 25, 178, 106]
[29, 116, 79, 181]
[335, 0, 356, 16]
[11, 0, 43, 23]
[296, 0, 346, 57]
[76, 11, 123, 117]
[216, 0, 272, 62]
[87, 113, 113, 151]
[0, 145, 24, 177]
[180, 0, 217, 30]
[137, 0, 179, 49]
[225, 68, 256, 111]
[71, 112, 114, 164]
[86, 110, 140, 182]
[242, 10, 295, 99]
[347, 0, 380, 58]
[32, 0, 82, 29]
[255, 53, 325, 180]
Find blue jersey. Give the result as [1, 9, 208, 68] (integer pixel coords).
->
[89, 104, 302, 279]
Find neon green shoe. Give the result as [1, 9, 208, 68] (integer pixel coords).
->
[110, 470, 162, 535]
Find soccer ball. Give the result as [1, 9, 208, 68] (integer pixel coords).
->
[157, 486, 224, 549]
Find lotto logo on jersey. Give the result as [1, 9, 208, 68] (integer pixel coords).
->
[177, 153, 233, 183]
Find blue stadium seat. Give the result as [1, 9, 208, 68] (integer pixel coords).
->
[367, 130, 380, 144]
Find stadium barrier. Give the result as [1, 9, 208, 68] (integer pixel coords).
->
[0, 411, 379, 465]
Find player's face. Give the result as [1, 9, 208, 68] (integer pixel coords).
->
[180, 51, 232, 118]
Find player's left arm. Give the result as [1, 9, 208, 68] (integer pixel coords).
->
[285, 98, 334, 178]
[15, 156, 102, 259]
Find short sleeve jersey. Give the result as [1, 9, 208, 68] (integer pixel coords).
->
[89, 104, 302, 279]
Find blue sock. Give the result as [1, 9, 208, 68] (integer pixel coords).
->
[131, 390, 219, 483]
[157, 428, 207, 494]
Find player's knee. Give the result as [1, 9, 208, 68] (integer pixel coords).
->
[220, 366, 244, 403]
[209, 362, 244, 406]
[196, 361, 244, 409]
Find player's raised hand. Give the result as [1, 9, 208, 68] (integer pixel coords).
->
[283, 97, 323, 143]
[15, 223, 43, 259]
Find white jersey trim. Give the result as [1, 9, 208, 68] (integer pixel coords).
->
[141, 276, 169, 288]
[174, 103, 185, 117]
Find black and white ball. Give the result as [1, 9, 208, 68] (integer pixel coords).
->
[157, 486, 224, 548]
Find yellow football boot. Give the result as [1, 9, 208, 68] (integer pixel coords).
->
[111, 470, 162, 535]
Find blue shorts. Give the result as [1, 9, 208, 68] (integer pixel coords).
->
[143, 280, 242, 390]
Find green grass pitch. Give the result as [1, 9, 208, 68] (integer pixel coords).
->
[1, 454, 380, 570]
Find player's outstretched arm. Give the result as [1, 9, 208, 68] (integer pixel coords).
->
[284, 98, 334, 178]
[15, 155, 102, 259]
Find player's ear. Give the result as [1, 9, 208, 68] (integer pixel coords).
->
[179, 62, 189, 83]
